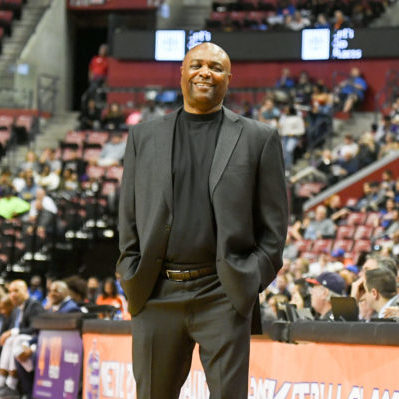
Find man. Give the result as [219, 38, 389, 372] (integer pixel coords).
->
[0, 280, 44, 397]
[15, 281, 80, 374]
[96, 133, 126, 167]
[308, 271, 346, 320]
[304, 205, 336, 240]
[364, 268, 399, 319]
[117, 43, 288, 398]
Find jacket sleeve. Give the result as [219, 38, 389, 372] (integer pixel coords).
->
[19, 301, 45, 336]
[116, 130, 141, 280]
[255, 128, 289, 290]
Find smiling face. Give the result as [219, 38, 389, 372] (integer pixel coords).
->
[180, 43, 232, 114]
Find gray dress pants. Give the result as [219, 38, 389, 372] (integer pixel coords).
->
[131, 273, 252, 399]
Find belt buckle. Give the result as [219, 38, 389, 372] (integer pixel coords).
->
[165, 269, 187, 282]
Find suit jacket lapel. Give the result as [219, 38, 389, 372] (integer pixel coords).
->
[209, 107, 242, 199]
[155, 108, 181, 213]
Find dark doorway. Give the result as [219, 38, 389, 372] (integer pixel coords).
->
[72, 27, 108, 111]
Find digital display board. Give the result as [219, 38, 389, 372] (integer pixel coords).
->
[112, 28, 399, 61]
[301, 28, 363, 61]
[155, 30, 186, 61]
[301, 29, 330, 60]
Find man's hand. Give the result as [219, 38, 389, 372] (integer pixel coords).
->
[351, 276, 365, 302]
[383, 307, 399, 319]
[0, 330, 12, 346]
[17, 346, 33, 363]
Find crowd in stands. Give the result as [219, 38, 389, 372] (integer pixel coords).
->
[0, 274, 129, 397]
[207, 0, 388, 31]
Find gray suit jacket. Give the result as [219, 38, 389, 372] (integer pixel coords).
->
[117, 106, 288, 317]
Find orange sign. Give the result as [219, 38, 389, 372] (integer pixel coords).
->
[82, 334, 399, 399]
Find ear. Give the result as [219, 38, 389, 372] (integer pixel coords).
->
[180, 65, 183, 76]
[371, 288, 379, 300]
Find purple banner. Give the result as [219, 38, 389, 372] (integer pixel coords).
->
[33, 330, 82, 399]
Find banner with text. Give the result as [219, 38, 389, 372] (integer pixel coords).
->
[33, 330, 82, 399]
[82, 333, 399, 399]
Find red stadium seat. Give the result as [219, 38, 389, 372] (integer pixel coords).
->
[332, 239, 354, 253]
[312, 239, 333, 254]
[354, 225, 374, 240]
[352, 240, 372, 253]
[365, 212, 380, 226]
[0, 129, 10, 145]
[106, 166, 123, 182]
[101, 180, 118, 196]
[0, 114, 13, 129]
[346, 212, 367, 226]
[83, 148, 102, 163]
[336, 225, 355, 239]
[65, 130, 86, 145]
[86, 131, 109, 146]
[295, 239, 312, 253]
[86, 165, 106, 179]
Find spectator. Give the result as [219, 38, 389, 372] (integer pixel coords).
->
[356, 181, 385, 212]
[0, 280, 44, 397]
[28, 276, 43, 302]
[294, 71, 313, 105]
[20, 175, 38, 203]
[38, 148, 62, 175]
[19, 151, 39, 173]
[0, 186, 30, 220]
[96, 277, 129, 320]
[332, 10, 350, 31]
[59, 168, 80, 192]
[356, 132, 378, 168]
[28, 188, 57, 229]
[47, 281, 81, 313]
[304, 205, 336, 239]
[308, 272, 346, 320]
[87, 277, 100, 304]
[64, 276, 88, 307]
[314, 13, 330, 28]
[0, 296, 17, 337]
[88, 44, 108, 87]
[378, 132, 399, 159]
[96, 133, 126, 167]
[279, 104, 305, 171]
[275, 68, 295, 103]
[364, 268, 399, 319]
[80, 98, 102, 130]
[290, 278, 311, 310]
[35, 164, 60, 192]
[374, 115, 394, 144]
[258, 98, 280, 127]
[333, 134, 359, 161]
[102, 102, 125, 131]
[141, 99, 165, 122]
[286, 10, 310, 30]
[336, 67, 367, 114]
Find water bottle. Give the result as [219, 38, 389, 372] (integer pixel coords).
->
[86, 339, 100, 399]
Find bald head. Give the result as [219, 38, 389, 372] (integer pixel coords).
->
[180, 42, 232, 114]
[9, 280, 29, 306]
[49, 281, 69, 306]
[183, 43, 231, 72]
[0, 295, 14, 317]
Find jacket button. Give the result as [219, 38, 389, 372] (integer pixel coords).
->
[165, 224, 171, 231]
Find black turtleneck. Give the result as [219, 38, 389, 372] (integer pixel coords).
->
[165, 108, 223, 266]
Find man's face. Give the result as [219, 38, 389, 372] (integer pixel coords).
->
[363, 282, 377, 311]
[9, 282, 28, 306]
[49, 283, 66, 306]
[310, 285, 328, 313]
[180, 43, 231, 114]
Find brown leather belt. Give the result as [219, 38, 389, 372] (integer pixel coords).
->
[161, 263, 216, 282]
